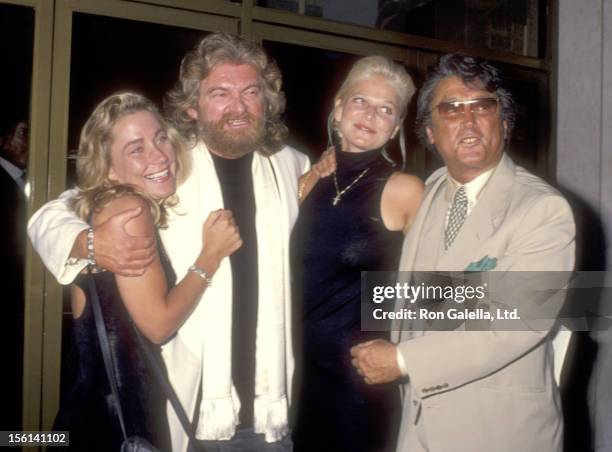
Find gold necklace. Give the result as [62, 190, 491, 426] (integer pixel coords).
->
[332, 168, 369, 206]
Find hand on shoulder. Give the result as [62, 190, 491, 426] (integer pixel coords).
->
[92, 194, 155, 237]
[311, 147, 336, 178]
[298, 147, 337, 203]
[90, 193, 157, 275]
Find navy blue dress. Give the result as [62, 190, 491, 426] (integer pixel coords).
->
[291, 149, 403, 452]
[53, 239, 174, 452]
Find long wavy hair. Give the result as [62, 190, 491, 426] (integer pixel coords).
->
[164, 32, 287, 155]
[70, 92, 190, 228]
[328, 55, 416, 169]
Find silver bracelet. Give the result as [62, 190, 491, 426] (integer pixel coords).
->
[86, 227, 96, 266]
[188, 265, 213, 286]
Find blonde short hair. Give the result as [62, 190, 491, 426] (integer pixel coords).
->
[329, 55, 416, 168]
[335, 55, 415, 119]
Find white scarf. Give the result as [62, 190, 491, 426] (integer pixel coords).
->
[160, 143, 289, 447]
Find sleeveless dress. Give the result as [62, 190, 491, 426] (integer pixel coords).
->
[291, 149, 404, 452]
[53, 238, 174, 452]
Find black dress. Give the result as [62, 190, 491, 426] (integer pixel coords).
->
[291, 149, 403, 452]
[53, 239, 174, 452]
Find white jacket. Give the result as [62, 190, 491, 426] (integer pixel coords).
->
[28, 142, 309, 451]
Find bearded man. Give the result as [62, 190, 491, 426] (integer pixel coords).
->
[28, 33, 309, 452]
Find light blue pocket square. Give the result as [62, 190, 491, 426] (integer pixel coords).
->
[465, 255, 497, 272]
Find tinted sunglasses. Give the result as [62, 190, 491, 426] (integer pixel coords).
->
[434, 97, 499, 119]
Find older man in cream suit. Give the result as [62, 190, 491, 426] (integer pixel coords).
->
[351, 54, 575, 452]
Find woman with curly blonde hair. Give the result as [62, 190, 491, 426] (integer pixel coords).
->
[54, 92, 241, 451]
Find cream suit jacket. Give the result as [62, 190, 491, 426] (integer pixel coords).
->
[393, 154, 575, 452]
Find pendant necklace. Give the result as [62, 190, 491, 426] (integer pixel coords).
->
[332, 168, 369, 206]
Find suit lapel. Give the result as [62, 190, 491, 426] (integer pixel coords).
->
[392, 169, 447, 341]
[418, 192, 446, 270]
[393, 155, 516, 341]
[398, 169, 448, 271]
[438, 153, 515, 270]
[438, 204, 495, 270]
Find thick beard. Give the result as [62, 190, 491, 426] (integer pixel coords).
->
[199, 112, 265, 159]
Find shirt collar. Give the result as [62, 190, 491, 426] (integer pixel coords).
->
[0, 156, 25, 185]
[445, 165, 496, 207]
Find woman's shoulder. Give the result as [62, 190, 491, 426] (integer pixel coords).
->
[382, 172, 424, 232]
[386, 172, 424, 197]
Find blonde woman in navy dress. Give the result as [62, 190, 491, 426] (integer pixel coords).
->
[291, 56, 424, 451]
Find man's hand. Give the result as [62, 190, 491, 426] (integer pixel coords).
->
[298, 148, 337, 203]
[350, 339, 401, 385]
[72, 207, 156, 276]
[199, 209, 242, 275]
[312, 147, 336, 178]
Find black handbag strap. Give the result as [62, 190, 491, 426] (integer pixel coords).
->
[134, 328, 202, 452]
[87, 269, 130, 443]
[86, 267, 204, 452]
